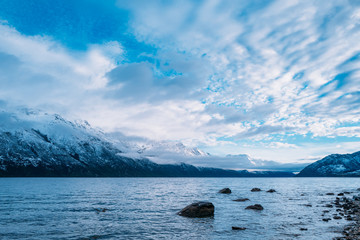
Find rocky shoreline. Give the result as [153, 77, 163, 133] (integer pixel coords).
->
[177, 187, 360, 238]
[333, 193, 360, 240]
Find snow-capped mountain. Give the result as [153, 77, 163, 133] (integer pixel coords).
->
[0, 107, 294, 177]
[0, 107, 150, 176]
[297, 151, 360, 177]
[107, 133, 209, 163]
[182, 153, 308, 172]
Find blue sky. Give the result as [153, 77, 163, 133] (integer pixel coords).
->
[0, 0, 360, 164]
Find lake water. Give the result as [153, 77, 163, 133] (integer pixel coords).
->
[0, 178, 359, 240]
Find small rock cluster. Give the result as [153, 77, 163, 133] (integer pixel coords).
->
[333, 195, 360, 240]
[178, 187, 360, 237]
[178, 187, 276, 231]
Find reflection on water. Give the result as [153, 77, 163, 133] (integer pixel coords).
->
[0, 177, 358, 240]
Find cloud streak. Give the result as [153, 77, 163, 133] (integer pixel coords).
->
[0, 0, 360, 164]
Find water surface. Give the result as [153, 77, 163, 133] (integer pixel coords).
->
[0, 178, 358, 240]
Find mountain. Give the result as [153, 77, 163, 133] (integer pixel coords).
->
[297, 151, 360, 177]
[0, 108, 294, 177]
[215, 154, 308, 172]
[111, 140, 307, 172]
[107, 133, 209, 163]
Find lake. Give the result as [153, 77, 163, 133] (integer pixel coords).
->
[0, 178, 358, 240]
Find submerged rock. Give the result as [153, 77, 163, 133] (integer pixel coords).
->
[267, 189, 276, 193]
[245, 204, 264, 210]
[94, 208, 108, 213]
[233, 198, 250, 202]
[326, 193, 334, 195]
[178, 202, 215, 218]
[82, 235, 102, 240]
[353, 195, 360, 201]
[251, 188, 261, 192]
[232, 226, 246, 230]
[219, 188, 232, 194]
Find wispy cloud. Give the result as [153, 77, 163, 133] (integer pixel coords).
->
[0, 0, 360, 164]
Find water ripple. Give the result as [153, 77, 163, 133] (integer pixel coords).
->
[0, 177, 358, 239]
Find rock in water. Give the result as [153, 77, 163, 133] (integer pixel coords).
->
[219, 188, 232, 194]
[94, 208, 108, 213]
[233, 198, 250, 202]
[251, 188, 261, 192]
[232, 226, 246, 230]
[267, 189, 276, 193]
[245, 204, 264, 210]
[178, 202, 215, 218]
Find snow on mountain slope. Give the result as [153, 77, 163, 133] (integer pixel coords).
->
[184, 153, 308, 172]
[0, 107, 299, 176]
[135, 141, 209, 157]
[105, 134, 306, 171]
[0, 107, 209, 163]
[108, 135, 210, 164]
[107, 136, 306, 171]
[0, 107, 158, 176]
[0, 108, 103, 146]
[297, 151, 360, 177]
[0, 107, 295, 177]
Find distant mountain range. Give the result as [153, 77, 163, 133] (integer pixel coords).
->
[2, 107, 360, 177]
[297, 151, 360, 177]
[0, 108, 294, 177]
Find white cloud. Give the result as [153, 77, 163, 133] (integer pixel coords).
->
[1, 1, 360, 165]
[0, 23, 120, 109]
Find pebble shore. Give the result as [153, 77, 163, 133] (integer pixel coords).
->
[334, 194, 360, 240]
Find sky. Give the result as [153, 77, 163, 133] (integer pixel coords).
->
[0, 0, 360, 164]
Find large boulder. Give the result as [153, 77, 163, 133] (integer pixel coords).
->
[178, 202, 215, 218]
[219, 188, 232, 194]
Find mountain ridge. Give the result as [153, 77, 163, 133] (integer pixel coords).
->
[297, 151, 360, 177]
[0, 108, 294, 177]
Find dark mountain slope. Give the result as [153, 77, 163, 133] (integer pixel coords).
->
[297, 151, 360, 177]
